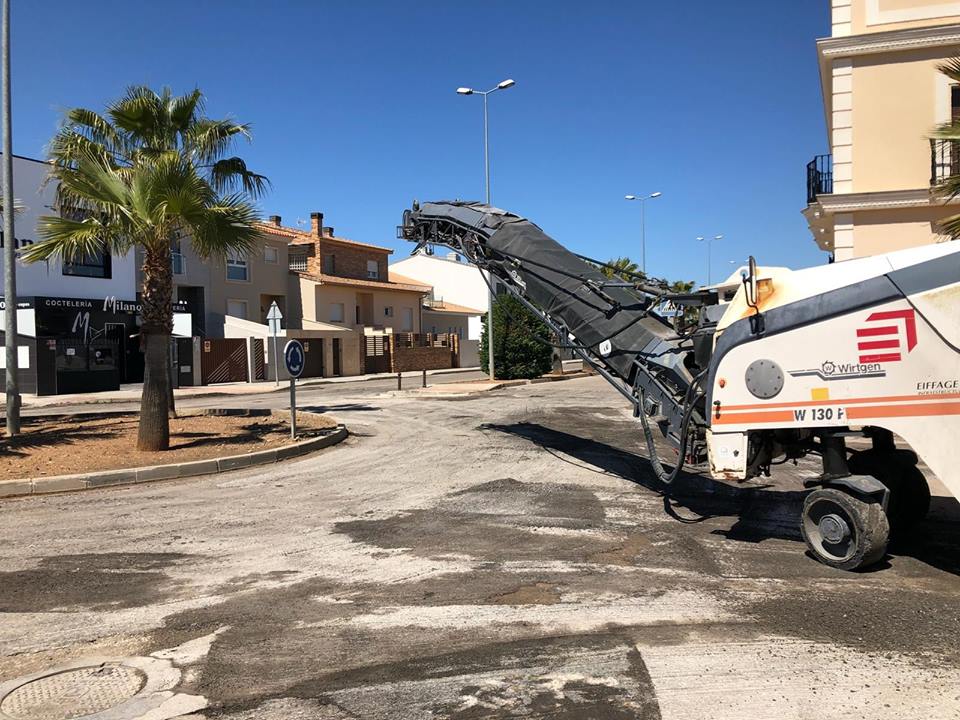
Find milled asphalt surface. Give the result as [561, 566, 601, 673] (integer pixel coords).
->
[1, 375, 959, 719]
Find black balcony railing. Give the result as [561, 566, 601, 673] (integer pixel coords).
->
[806, 154, 833, 203]
[930, 139, 960, 186]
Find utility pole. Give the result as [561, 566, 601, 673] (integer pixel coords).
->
[2, 0, 19, 436]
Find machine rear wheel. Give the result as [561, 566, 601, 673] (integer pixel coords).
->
[801, 488, 889, 570]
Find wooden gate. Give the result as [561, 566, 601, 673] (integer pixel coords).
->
[300, 338, 325, 378]
[200, 338, 249, 384]
[252, 338, 265, 381]
[364, 335, 391, 374]
[332, 338, 342, 376]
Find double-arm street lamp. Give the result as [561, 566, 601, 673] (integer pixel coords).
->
[696, 234, 724, 286]
[624, 192, 661, 276]
[457, 78, 515, 381]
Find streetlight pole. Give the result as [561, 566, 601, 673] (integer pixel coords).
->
[696, 234, 723, 286]
[2, 0, 18, 436]
[457, 78, 515, 381]
[624, 192, 661, 275]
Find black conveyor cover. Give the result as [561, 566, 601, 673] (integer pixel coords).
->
[403, 202, 690, 392]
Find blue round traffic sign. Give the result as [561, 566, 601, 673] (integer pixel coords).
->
[283, 339, 305, 378]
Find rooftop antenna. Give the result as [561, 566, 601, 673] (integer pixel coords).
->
[296, 217, 307, 227]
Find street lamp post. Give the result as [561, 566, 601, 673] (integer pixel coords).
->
[2, 0, 18, 436]
[457, 78, 515, 381]
[624, 192, 661, 275]
[696, 234, 723, 286]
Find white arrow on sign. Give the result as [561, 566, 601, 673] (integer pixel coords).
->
[266, 301, 283, 322]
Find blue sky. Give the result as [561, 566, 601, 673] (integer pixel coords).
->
[10, 1, 829, 286]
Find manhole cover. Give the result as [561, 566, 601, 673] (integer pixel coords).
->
[0, 664, 145, 720]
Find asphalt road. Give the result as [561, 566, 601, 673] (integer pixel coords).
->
[1, 376, 959, 719]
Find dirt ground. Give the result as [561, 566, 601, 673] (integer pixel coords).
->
[1, 376, 958, 719]
[0, 411, 337, 480]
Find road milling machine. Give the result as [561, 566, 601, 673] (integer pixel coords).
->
[399, 200, 960, 570]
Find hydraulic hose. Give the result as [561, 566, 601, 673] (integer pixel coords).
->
[637, 369, 707, 486]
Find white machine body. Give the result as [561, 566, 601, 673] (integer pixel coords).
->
[708, 241, 960, 499]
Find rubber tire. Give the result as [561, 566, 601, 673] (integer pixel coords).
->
[801, 488, 890, 570]
[848, 449, 931, 530]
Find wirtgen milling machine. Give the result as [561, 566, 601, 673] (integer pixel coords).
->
[399, 200, 960, 570]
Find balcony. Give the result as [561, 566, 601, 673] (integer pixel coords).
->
[171, 252, 186, 275]
[930, 139, 960, 186]
[806, 154, 833, 204]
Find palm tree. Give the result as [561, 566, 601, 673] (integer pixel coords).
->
[931, 59, 960, 237]
[22, 86, 268, 450]
[600, 257, 643, 281]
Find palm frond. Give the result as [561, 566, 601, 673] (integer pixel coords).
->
[107, 85, 166, 146]
[209, 156, 270, 199]
[931, 119, 960, 140]
[185, 119, 250, 164]
[934, 211, 960, 239]
[938, 58, 960, 84]
[168, 88, 203, 135]
[24, 214, 126, 263]
[185, 193, 261, 258]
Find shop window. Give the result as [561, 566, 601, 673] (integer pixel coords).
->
[366, 260, 379, 279]
[227, 251, 249, 281]
[330, 302, 345, 323]
[226, 299, 248, 319]
[62, 249, 112, 279]
[264, 245, 279, 264]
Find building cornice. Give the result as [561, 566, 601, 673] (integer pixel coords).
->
[818, 23, 960, 59]
[813, 188, 960, 212]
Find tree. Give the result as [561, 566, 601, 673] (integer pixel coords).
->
[479, 294, 553, 380]
[931, 59, 960, 237]
[23, 86, 267, 450]
[599, 256, 643, 281]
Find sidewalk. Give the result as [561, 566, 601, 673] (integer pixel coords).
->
[2, 366, 483, 410]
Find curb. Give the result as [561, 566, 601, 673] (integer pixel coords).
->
[3, 367, 484, 412]
[0, 424, 348, 500]
[412, 371, 591, 398]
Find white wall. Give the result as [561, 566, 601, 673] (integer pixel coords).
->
[390, 252, 489, 312]
[0, 154, 136, 301]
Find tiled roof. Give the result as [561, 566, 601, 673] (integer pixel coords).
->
[387, 272, 432, 290]
[256, 222, 393, 253]
[423, 301, 485, 316]
[297, 272, 430, 294]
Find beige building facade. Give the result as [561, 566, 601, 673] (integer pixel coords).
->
[804, 0, 960, 259]
[264, 213, 429, 335]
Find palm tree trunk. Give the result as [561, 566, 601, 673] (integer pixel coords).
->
[137, 244, 173, 451]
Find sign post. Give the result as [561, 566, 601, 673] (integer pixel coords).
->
[266, 301, 283, 386]
[283, 339, 305, 440]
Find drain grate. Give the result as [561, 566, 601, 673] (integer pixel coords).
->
[0, 664, 145, 720]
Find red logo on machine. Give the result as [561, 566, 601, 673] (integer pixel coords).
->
[856, 309, 917, 363]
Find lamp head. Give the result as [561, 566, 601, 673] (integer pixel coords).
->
[624, 194, 637, 200]
[497, 78, 516, 89]
[456, 87, 474, 95]
[650, 191, 662, 198]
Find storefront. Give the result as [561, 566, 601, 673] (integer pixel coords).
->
[0, 295, 192, 395]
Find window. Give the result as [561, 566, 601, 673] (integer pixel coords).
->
[384, 306, 394, 318]
[62, 249, 112, 279]
[264, 245, 279, 264]
[323, 254, 336, 274]
[330, 302, 345, 323]
[226, 251, 249, 281]
[226, 299, 247, 319]
[401, 307, 414, 332]
[366, 260, 379, 279]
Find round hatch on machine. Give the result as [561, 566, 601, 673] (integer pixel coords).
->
[744, 358, 784, 399]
